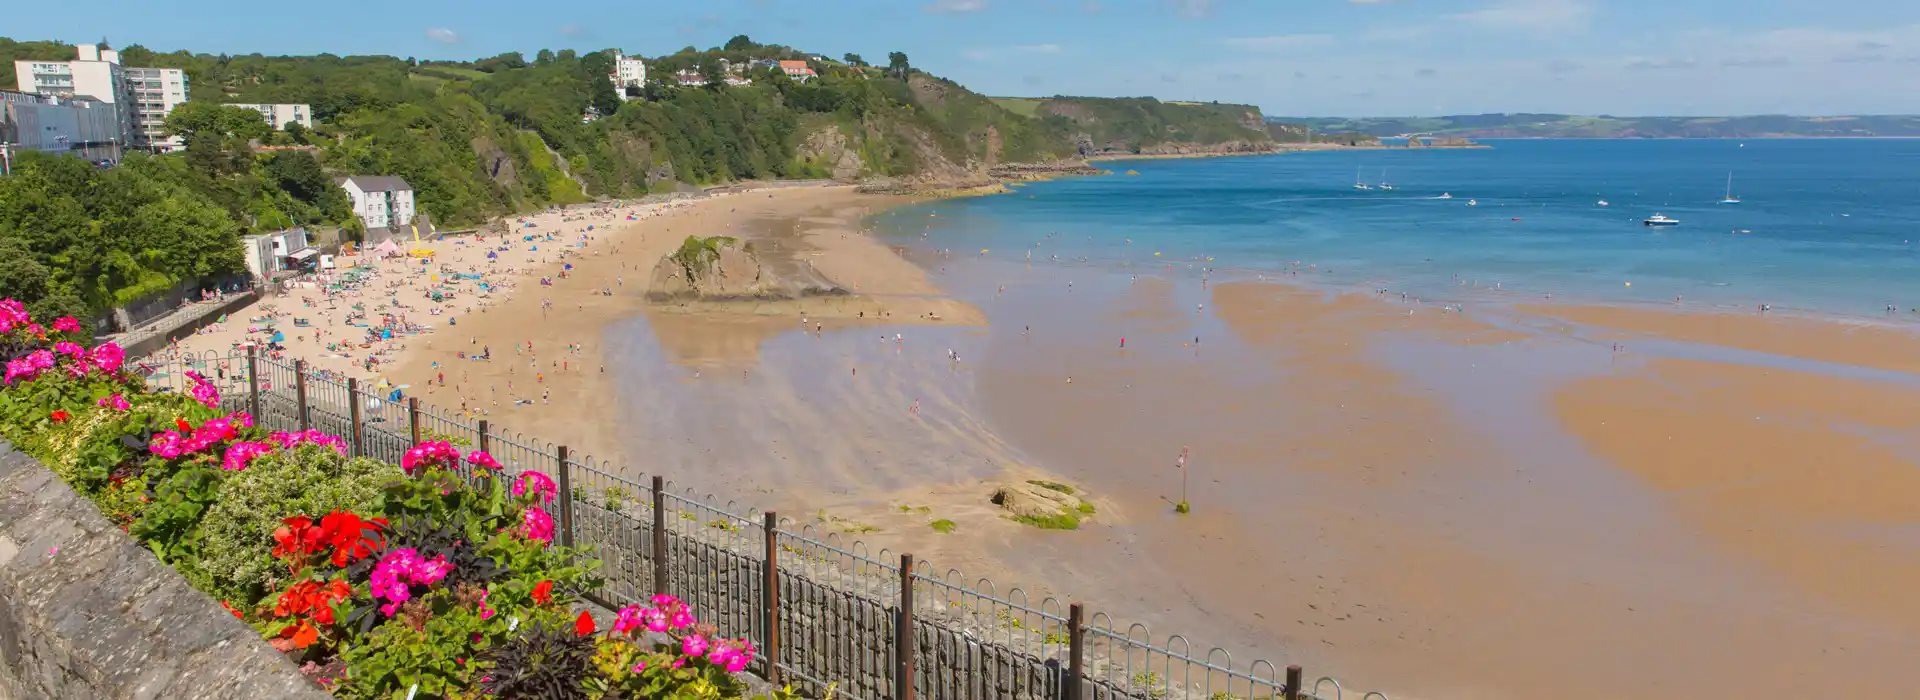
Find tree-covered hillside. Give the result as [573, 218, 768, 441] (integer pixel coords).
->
[992, 96, 1273, 152]
[4, 34, 1256, 320]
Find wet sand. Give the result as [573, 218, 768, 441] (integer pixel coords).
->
[177, 177, 1920, 699]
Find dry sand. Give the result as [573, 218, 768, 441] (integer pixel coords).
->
[164, 181, 1920, 700]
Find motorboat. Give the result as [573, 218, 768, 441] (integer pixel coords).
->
[1467, 199, 1478, 207]
[1597, 199, 1610, 207]
[1436, 192, 1452, 199]
[1643, 214, 1681, 226]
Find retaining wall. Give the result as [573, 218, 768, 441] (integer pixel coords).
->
[0, 440, 326, 700]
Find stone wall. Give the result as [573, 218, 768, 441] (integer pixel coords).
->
[0, 440, 327, 700]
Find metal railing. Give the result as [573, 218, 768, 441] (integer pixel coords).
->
[141, 347, 1389, 700]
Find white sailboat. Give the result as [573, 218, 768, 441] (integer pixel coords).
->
[1378, 169, 1395, 191]
[1352, 166, 1372, 191]
[1719, 172, 1740, 204]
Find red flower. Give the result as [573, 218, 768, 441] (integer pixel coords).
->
[531, 580, 553, 606]
[272, 516, 326, 563]
[175, 417, 194, 433]
[49, 410, 69, 423]
[285, 619, 320, 649]
[317, 512, 386, 566]
[220, 600, 245, 620]
[574, 610, 596, 637]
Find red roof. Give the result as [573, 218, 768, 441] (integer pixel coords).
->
[778, 60, 816, 74]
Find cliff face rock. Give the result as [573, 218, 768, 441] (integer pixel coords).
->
[797, 125, 867, 180]
[645, 239, 848, 302]
[989, 161, 1106, 181]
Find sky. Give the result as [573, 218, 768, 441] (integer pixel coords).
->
[14, 0, 1920, 116]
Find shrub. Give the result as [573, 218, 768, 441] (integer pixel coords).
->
[929, 519, 956, 534]
[1025, 479, 1076, 495]
[1011, 511, 1081, 530]
[186, 446, 401, 605]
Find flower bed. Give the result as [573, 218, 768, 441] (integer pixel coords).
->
[0, 300, 791, 700]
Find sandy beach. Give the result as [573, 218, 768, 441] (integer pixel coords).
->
[161, 177, 1920, 700]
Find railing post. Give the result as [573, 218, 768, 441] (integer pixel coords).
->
[408, 397, 422, 445]
[1285, 665, 1303, 700]
[555, 446, 574, 549]
[245, 345, 261, 418]
[346, 377, 363, 458]
[294, 360, 310, 431]
[761, 512, 781, 685]
[1066, 602, 1085, 700]
[896, 553, 916, 700]
[477, 419, 491, 454]
[651, 475, 669, 595]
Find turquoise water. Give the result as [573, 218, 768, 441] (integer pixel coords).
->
[876, 139, 1920, 314]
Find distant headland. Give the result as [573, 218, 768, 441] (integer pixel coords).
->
[1269, 113, 1920, 139]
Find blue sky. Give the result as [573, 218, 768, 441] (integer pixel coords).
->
[15, 0, 1920, 116]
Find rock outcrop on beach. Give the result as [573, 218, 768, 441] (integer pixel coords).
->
[990, 480, 1097, 529]
[644, 236, 847, 302]
[988, 161, 1108, 181]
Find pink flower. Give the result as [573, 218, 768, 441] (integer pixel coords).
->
[464, 450, 502, 471]
[271, 430, 347, 456]
[681, 634, 708, 657]
[401, 441, 461, 475]
[369, 548, 454, 616]
[512, 471, 558, 505]
[89, 343, 124, 373]
[53, 341, 84, 358]
[148, 430, 186, 459]
[520, 507, 555, 544]
[0, 299, 29, 332]
[51, 316, 81, 334]
[630, 662, 647, 673]
[613, 605, 646, 635]
[221, 441, 275, 471]
[184, 371, 220, 408]
[96, 394, 131, 411]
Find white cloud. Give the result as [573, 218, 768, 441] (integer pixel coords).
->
[1223, 34, 1336, 52]
[424, 27, 461, 44]
[924, 0, 987, 12]
[962, 43, 1065, 61]
[1452, 0, 1592, 34]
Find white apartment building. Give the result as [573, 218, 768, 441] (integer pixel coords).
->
[227, 103, 313, 130]
[609, 51, 646, 101]
[336, 175, 416, 232]
[12, 44, 137, 147]
[124, 66, 189, 151]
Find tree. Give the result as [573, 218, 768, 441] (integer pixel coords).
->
[263, 151, 330, 206]
[535, 49, 556, 65]
[697, 58, 725, 89]
[724, 35, 756, 52]
[164, 101, 271, 149]
[843, 53, 866, 67]
[887, 52, 910, 79]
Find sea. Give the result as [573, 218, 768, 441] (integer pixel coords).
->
[873, 138, 1920, 315]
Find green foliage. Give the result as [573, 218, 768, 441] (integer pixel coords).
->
[185, 446, 400, 605]
[1026, 479, 1076, 495]
[929, 519, 957, 534]
[1174, 501, 1191, 514]
[1028, 97, 1271, 151]
[479, 619, 596, 700]
[0, 149, 248, 314]
[1077, 501, 1095, 515]
[669, 235, 738, 286]
[1010, 511, 1082, 530]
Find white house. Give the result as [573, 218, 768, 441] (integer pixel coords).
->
[336, 175, 415, 232]
[609, 51, 646, 101]
[240, 227, 315, 282]
[227, 103, 313, 130]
